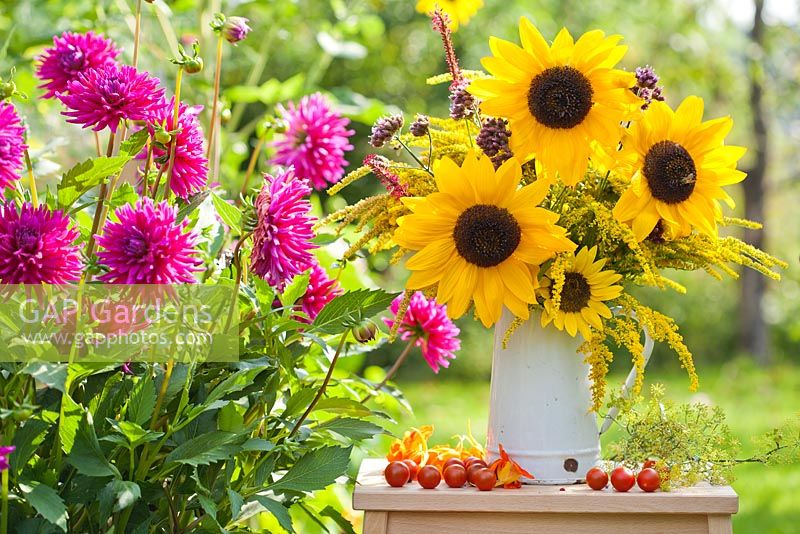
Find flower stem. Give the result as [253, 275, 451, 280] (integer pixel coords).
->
[85, 131, 117, 259]
[206, 36, 224, 160]
[1, 469, 8, 534]
[23, 149, 37, 208]
[240, 136, 265, 198]
[361, 339, 415, 403]
[163, 67, 183, 202]
[395, 137, 433, 175]
[225, 231, 252, 332]
[141, 137, 153, 197]
[133, 0, 143, 68]
[289, 330, 350, 438]
[93, 131, 102, 157]
[150, 359, 175, 431]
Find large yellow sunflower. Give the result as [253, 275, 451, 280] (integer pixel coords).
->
[394, 151, 575, 327]
[469, 19, 639, 186]
[416, 0, 483, 30]
[540, 247, 623, 339]
[612, 96, 746, 241]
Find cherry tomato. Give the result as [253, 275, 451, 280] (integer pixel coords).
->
[443, 458, 465, 471]
[610, 466, 636, 492]
[643, 459, 657, 470]
[443, 464, 468, 488]
[402, 459, 419, 482]
[417, 465, 441, 489]
[473, 468, 497, 491]
[637, 467, 661, 492]
[467, 463, 486, 485]
[384, 461, 410, 487]
[585, 467, 609, 490]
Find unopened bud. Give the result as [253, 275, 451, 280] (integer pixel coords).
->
[353, 321, 377, 343]
[184, 57, 204, 74]
[154, 129, 172, 145]
[0, 81, 16, 100]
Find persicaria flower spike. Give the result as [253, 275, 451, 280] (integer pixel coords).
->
[150, 98, 208, 199]
[36, 31, 120, 99]
[59, 64, 164, 133]
[0, 102, 27, 193]
[270, 93, 354, 189]
[476, 117, 513, 168]
[97, 198, 202, 284]
[409, 114, 430, 137]
[383, 292, 461, 373]
[223, 17, 252, 44]
[364, 154, 408, 199]
[430, 8, 462, 86]
[368, 115, 404, 148]
[633, 65, 665, 110]
[0, 203, 82, 284]
[251, 168, 317, 290]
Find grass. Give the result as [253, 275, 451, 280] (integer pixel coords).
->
[376, 359, 799, 534]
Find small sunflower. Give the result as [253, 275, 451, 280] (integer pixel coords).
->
[612, 96, 746, 241]
[469, 19, 639, 186]
[416, 0, 483, 30]
[540, 247, 623, 339]
[394, 151, 575, 327]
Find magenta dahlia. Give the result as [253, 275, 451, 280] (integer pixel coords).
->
[270, 93, 354, 190]
[150, 98, 208, 199]
[251, 168, 317, 289]
[297, 260, 342, 321]
[0, 445, 15, 471]
[59, 64, 164, 133]
[384, 292, 461, 373]
[36, 31, 120, 100]
[97, 198, 202, 284]
[0, 102, 27, 192]
[0, 203, 82, 284]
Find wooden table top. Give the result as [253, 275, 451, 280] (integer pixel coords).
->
[353, 459, 739, 515]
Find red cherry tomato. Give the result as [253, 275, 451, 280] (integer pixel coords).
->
[402, 459, 418, 482]
[585, 467, 608, 490]
[384, 461, 410, 487]
[443, 458, 465, 471]
[637, 467, 661, 492]
[467, 463, 486, 485]
[610, 466, 636, 492]
[417, 465, 441, 489]
[643, 459, 657, 470]
[443, 464, 468, 488]
[473, 468, 497, 491]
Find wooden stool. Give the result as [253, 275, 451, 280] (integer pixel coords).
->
[353, 459, 738, 534]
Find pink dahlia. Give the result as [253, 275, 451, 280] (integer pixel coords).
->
[60, 64, 164, 133]
[0, 445, 15, 471]
[97, 198, 202, 284]
[384, 292, 461, 373]
[0, 203, 82, 284]
[251, 168, 317, 289]
[150, 98, 208, 199]
[270, 93, 354, 190]
[36, 31, 120, 99]
[0, 102, 27, 192]
[297, 260, 342, 321]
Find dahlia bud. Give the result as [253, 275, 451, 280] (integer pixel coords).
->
[154, 128, 172, 145]
[0, 81, 15, 101]
[223, 16, 252, 45]
[409, 114, 430, 137]
[220, 108, 232, 125]
[184, 57, 204, 74]
[369, 114, 404, 148]
[353, 320, 378, 343]
[449, 83, 476, 120]
[476, 117, 512, 168]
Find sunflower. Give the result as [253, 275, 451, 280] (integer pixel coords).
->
[394, 151, 575, 327]
[612, 96, 746, 241]
[540, 247, 623, 339]
[469, 19, 640, 186]
[416, 0, 483, 30]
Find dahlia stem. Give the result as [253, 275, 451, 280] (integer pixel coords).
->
[93, 131, 102, 157]
[150, 359, 175, 431]
[163, 67, 183, 202]
[1, 468, 8, 534]
[141, 137, 153, 197]
[240, 136, 265, 198]
[206, 35, 223, 160]
[289, 329, 351, 438]
[361, 339, 415, 403]
[225, 231, 252, 332]
[23, 149, 37, 208]
[133, 0, 143, 68]
[85, 131, 116, 259]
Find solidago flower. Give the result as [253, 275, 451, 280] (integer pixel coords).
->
[489, 444, 533, 488]
[386, 425, 433, 466]
[416, 0, 483, 31]
[612, 96, 746, 241]
[541, 246, 623, 339]
[469, 19, 639, 185]
[394, 151, 575, 327]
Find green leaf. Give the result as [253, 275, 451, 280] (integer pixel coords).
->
[177, 190, 210, 220]
[19, 480, 68, 532]
[67, 412, 120, 478]
[19, 363, 67, 392]
[118, 129, 149, 158]
[57, 156, 128, 209]
[227, 489, 244, 521]
[252, 496, 294, 533]
[165, 431, 243, 467]
[320, 505, 357, 534]
[312, 289, 399, 335]
[313, 397, 372, 417]
[211, 191, 242, 234]
[267, 446, 352, 493]
[280, 270, 311, 308]
[317, 418, 384, 440]
[316, 32, 367, 59]
[11, 419, 51, 473]
[283, 388, 317, 418]
[58, 393, 83, 454]
[106, 419, 163, 447]
[127, 375, 156, 426]
[108, 183, 138, 209]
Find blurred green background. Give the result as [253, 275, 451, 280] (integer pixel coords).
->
[1, 0, 798, 532]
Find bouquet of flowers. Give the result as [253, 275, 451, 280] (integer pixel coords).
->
[325, 10, 786, 410]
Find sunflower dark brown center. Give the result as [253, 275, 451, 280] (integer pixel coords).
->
[453, 204, 521, 267]
[527, 66, 594, 129]
[643, 140, 697, 204]
[559, 272, 591, 313]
